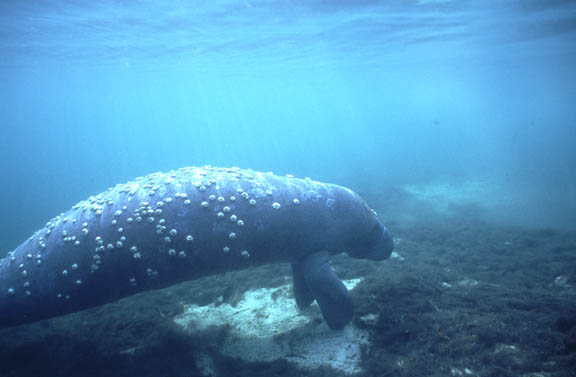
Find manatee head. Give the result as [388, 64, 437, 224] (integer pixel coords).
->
[340, 196, 394, 261]
[346, 219, 394, 261]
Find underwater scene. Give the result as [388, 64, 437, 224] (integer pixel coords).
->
[1, 0, 575, 376]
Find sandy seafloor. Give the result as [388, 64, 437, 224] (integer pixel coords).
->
[0, 181, 575, 377]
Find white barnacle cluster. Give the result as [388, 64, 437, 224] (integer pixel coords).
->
[111, 171, 205, 265]
[6, 195, 128, 298]
[130, 245, 141, 258]
[179, 166, 306, 259]
[146, 268, 158, 279]
[156, 218, 167, 235]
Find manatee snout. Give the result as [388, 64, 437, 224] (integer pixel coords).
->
[373, 225, 394, 261]
[346, 221, 394, 261]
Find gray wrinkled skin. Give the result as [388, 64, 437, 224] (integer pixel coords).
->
[0, 166, 393, 329]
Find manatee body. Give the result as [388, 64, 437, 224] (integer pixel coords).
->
[0, 166, 393, 329]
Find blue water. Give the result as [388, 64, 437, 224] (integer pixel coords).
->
[1, 0, 575, 252]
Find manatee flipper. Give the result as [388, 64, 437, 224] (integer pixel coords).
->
[292, 262, 315, 309]
[292, 251, 354, 330]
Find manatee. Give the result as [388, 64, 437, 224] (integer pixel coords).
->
[0, 166, 393, 330]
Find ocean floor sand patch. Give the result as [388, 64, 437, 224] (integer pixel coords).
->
[174, 278, 369, 375]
